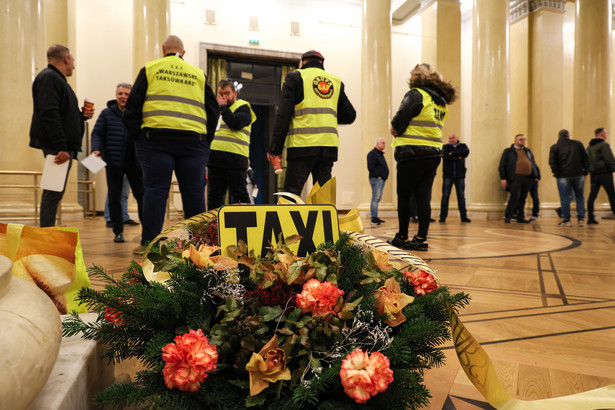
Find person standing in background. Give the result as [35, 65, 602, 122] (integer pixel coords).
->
[586, 127, 615, 224]
[123, 35, 219, 253]
[367, 137, 389, 225]
[207, 79, 256, 210]
[29, 44, 94, 227]
[92, 83, 144, 243]
[389, 63, 457, 251]
[439, 133, 470, 223]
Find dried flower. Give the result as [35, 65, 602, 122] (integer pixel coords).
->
[404, 270, 438, 295]
[339, 348, 394, 403]
[246, 335, 291, 396]
[162, 329, 218, 392]
[374, 277, 414, 327]
[296, 278, 344, 317]
[184, 244, 220, 269]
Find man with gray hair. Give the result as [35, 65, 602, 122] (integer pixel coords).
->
[123, 35, 219, 253]
[29, 44, 94, 226]
[92, 83, 144, 243]
[367, 137, 389, 225]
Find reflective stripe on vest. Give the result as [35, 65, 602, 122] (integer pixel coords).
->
[392, 88, 447, 149]
[210, 99, 256, 157]
[142, 55, 207, 134]
[287, 67, 341, 148]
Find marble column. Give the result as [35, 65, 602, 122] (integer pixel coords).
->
[527, 3, 566, 211]
[469, 0, 510, 216]
[421, 0, 461, 212]
[360, 0, 394, 213]
[0, 0, 45, 218]
[133, 0, 170, 77]
[573, 0, 611, 141]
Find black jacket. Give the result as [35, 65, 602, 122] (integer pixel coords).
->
[207, 101, 252, 169]
[91, 100, 136, 168]
[442, 142, 469, 178]
[122, 54, 219, 143]
[269, 61, 356, 161]
[499, 145, 540, 183]
[548, 138, 589, 178]
[587, 138, 615, 175]
[29, 65, 85, 152]
[367, 148, 389, 180]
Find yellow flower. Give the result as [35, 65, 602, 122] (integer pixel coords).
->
[374, 277, 414, 327]
[245, 335, 291, 396]
[184, 244, 220, 268]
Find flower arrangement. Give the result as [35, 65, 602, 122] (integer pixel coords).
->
[63, 218, 469, 409]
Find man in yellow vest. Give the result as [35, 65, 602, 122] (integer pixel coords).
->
[207, 79, 256, 209]
[267, 50, 356, 196]
[123, 35, 219, 253]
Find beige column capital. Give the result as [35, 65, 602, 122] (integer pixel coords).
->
[133, 0, 170, 77]
[360, 0, 394, 213]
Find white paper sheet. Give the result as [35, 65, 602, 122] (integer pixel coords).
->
[80, 153, 106, 174]
[40, 155, 70, 192]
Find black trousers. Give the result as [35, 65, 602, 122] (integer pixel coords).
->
[207, 166, 250, 210]
[440, 177, 467, 220]
[396, 157, 440, 239]
[587, 172, 615, 219]
[106, 163, 144, 235]
[284, 152, 334, 196]
[505, 176, 533, 220]
[40, 149, 75, 227]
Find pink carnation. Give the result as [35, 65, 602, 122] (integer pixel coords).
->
[162, 329, 218, 392]
[404, 269, 438, 295]
[295, 278, 344, 317]
[340, 348, 394, 403]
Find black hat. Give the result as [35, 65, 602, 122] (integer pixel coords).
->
[301, 50, 324, 61]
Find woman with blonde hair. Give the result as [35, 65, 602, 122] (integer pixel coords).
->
[388, 64, 457, 251]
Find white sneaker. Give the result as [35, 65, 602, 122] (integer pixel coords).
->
[578, 220, 585, 227]
[558, 220, 572, 227]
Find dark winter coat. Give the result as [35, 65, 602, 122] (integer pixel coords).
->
[548, 137, 589, 178]
[367, 148, 389, 180]
[91, 100, 136, 168]
[587, 138, 615, 175]
[442, 142, 469, 178]
[499, 145, 541, 184]
[29, 64, 85, 152]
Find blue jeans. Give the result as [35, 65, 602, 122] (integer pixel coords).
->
[104, 175, 130, 222]
[369, 177, 385, 218]
[556, 176, 586, 220]
[439, 177, 467, 220]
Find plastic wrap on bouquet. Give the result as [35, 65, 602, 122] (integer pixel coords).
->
[0, 223, 90, 314]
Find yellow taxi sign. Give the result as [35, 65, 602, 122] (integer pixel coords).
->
[218, 204, 339, 257]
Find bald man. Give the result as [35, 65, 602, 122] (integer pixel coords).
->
[123, 35, 219, 252]
[30, 44, 94, 227]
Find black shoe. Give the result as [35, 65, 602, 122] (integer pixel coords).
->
[461, 217, 471, 223]
[370, 217, 381, 225]
[402, 236, 428, 251]
[106, 221, 112, 228]
[388, 233, 408, 248]
[555, 208, 562, 218]
[123, 219, 139, 225]
[504, 217, 511, 223]
[430, 218, 436, 222]
[587, 219, 599, 225]
[410, 217, 418, 223]
[439, 218, 446, 223]
[517, 219, 530, 223]
[114, 233, 125, 243]
[376, 217, 386, 224]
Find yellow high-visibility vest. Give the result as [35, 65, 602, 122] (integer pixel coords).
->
[210, 99, 256, 158]
[286, 67, 341, 148]
[142, 55, 207, 134]
[392, 88, 447, 149]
